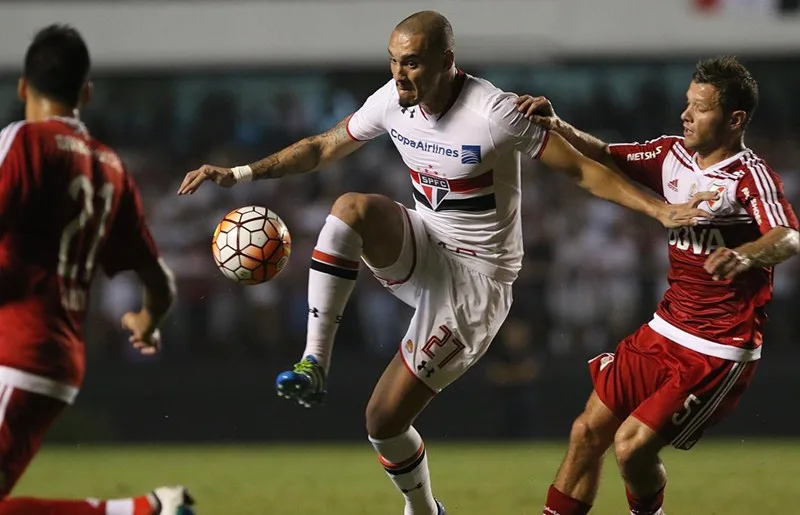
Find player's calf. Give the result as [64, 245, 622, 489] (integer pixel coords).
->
[0, 486, 194, 515]
[367, 353, 439, 515]
[544, 392, 619, 515]
[277, 192, 407, 406]
[614, 419, 668, 515]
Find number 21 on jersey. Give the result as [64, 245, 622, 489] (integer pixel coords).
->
[58, 175, 115, 311]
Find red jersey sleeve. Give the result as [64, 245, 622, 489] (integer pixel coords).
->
[99, 172, 160, 276]
[0, 122, 30, 234]
[606, 136, 677, 196]
[737, 162, 799, 235]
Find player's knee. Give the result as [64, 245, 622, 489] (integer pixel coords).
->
[569, 414, 611, 458]
[365, 399, 408, 440]
[614, 426, 651, 471]
[331, 192, 372, 231]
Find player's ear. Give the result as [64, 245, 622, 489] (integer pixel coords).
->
[78, 81, 93, 109]
[17, 77, 27, 102]
[730, 110, 746, 131]
[443, 50, 454, 71]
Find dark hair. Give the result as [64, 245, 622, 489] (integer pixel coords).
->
[692, 56, 759, 126]
[23, 24, 90, 107]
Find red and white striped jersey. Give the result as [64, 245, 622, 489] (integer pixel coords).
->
[0, 117, 160, 389]
[346, 71, 548, 283]
[608, 136, 798, 362]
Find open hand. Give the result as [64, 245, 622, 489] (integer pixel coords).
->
[121, 311, 161, 355]
[657, 191, 718, 228]
[516, 95, 559, 129]
[177, 164, 235, 195]
[704, 247, 752, 281]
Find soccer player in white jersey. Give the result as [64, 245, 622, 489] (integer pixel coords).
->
[517, 57, 799, 515]
[178, 11, 712, 515]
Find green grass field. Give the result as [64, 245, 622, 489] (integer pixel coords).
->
[14, 440, 800, 514]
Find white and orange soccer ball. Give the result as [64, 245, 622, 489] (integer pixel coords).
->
[212, 206, 292, 285]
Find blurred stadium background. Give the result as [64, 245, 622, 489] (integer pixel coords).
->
[2, 1, 800, 513]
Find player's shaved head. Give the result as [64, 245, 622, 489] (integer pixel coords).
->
[388, 11, 457, 110]
[393, 11, 454, 55]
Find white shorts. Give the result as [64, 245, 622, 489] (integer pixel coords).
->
[364, 204, 513, 393]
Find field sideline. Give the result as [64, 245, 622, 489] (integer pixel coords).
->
[15, 440, 800, 514]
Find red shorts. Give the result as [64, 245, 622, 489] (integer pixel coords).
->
[0, 383, 66, 496]
[589, 324, 757, 450]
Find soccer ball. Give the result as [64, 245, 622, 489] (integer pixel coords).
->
[212, 206, 292, 285]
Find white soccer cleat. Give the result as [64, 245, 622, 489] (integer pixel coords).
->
[151, 486, 195, 514]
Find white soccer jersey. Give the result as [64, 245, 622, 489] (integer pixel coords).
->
[346, 71, 548, 283]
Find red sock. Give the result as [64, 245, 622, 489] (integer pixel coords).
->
[543, 484, 591, 515]
[0, 496, 154, 515]
[626, 485, 665, 515]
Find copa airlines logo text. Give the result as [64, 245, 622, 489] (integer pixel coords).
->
[390, 129, 459, 158]
[627, 146, 662, 161]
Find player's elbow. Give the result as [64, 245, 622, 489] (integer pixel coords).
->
[787, 228, 800, 256]
[138, 258, 177, 314]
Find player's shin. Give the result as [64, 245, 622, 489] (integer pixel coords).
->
[304, 214, 363, 371]
[625, 483, 666, 515]
[369, 427, 438, 515]
[0, 495, 155, 515]
[620, 455, 667, 515]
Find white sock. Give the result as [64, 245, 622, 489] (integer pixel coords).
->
[370, 427, 438, 515]
[304, 214, 362, 372]
[103, 496, 156, 515]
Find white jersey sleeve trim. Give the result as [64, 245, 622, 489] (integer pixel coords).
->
[0, 121, 26, 169]
[0, 365, 79, 404]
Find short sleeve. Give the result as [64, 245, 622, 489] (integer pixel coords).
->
[606, 136, 678, 195]
[99, 173, 160, 276]
[736, 163, 799, 234]
[487, 94, 548, 159]
[0, 122, 29, 233]
[346, 80, 394, 141]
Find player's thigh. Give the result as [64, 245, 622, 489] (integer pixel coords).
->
[366, 256, 511, 437]
[0, 385, 66, 496]
[366, 352, 437, 438]
[399, 254, 512, 394]
[588, 325, 670, 422]
[331, 192, 405, 268]
[363, 205, 432, 308]
[632, 355, 757, 451]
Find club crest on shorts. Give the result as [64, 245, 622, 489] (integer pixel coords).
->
[418, 172, 450, 210]
[405, 339, 414, 354]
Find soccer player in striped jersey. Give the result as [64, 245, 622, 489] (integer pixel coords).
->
[517, 56, 800, 515]
[0, 25, 192, 515]
[178, 11, 711, 515]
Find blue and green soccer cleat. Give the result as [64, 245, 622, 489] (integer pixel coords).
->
[275, 355, 327, 407]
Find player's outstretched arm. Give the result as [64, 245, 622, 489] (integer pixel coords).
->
[121, 258, 177, 355]
[705, 227, 800, 280]
[515, 95, 616, 169]
[177, 115, 365, 195]
[539, 131, 715, 229]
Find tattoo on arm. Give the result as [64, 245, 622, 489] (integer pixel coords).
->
[739, 228, 800, 268]
[249, 117, 352, 180]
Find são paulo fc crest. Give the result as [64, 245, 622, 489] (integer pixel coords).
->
[418, 172, 451, 210]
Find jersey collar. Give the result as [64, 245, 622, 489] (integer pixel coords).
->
[46, 116, 89, 136]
